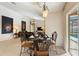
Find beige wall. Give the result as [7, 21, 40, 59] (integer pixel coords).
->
[35, 20, 44, 31]
[0, 5, 30, 41]
[45, 12, 65, 47]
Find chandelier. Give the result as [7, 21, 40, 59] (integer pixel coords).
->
[42, 2, 48, 18]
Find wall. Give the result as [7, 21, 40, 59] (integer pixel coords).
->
[0, 5, 30, 41]
[64, 2, 78, 52]
[35, 20, 44, 31]
[45, 12, 65, 47]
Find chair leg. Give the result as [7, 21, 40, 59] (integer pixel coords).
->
[20, 47, 22, 56]
[24, 47, 26, 53]
[52, 44, 57, 54]
[55, 45, 57, 54]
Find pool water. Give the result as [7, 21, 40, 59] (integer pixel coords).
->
[70, 36, 78, 42]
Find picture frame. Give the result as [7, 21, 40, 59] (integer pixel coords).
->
[2, 16, 13, 34]
[21, 21, 26, 31]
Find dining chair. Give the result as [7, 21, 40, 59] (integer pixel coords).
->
[33, 40, 50, 56]
[20, 41, 33, 56]
[20, 31, 33, 56]
[50, 31, 58, 54]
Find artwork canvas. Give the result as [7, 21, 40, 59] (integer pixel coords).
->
[21, 21, 26, 31]
[2, 16, 13, 34]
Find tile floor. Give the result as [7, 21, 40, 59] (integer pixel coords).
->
[0, 38, 70, 56]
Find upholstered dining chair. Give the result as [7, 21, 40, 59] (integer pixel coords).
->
[20, 31, 33, 56]
[50, 31, 58, 54]
[33, 40, 50, 56]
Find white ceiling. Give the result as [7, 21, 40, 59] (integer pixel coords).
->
[0, 2, 66, 20]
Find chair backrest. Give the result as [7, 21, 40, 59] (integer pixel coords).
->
[52, 31, 57, 42]
[43, 40, 51, 51]
[20, 31, 26, 42]
[33, 40, 39, 51]
[33, 40, 50, 51]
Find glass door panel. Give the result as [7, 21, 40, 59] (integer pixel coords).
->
[69, 13, 79, 56]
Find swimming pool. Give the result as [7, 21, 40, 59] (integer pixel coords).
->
[70, 36, 78, 43]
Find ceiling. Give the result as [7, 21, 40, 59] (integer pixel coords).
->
[0, 2, 66, 20]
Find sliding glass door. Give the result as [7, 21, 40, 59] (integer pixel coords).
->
[69, 14, 79, 56]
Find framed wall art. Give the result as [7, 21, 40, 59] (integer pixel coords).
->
[2, 16, 13, 34]
[21, 21, 26, 31]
